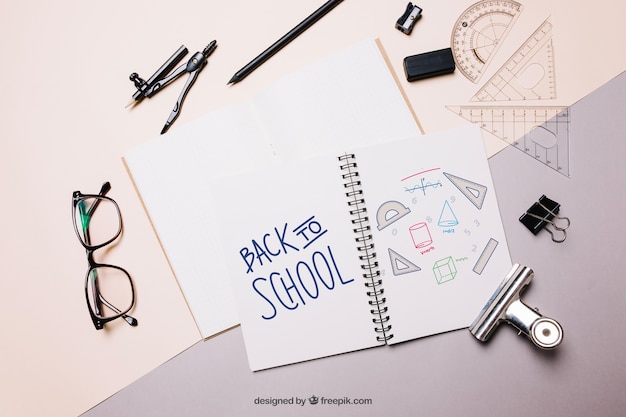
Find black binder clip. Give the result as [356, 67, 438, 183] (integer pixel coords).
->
[519, 195, 570, 243]
[395, 3, 422, 35]
[469, 264, 563, 349]
[127, 40, 218, 134]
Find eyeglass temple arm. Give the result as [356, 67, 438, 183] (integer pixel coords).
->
[78, 182, 113, 244]
[81, 182, 113, 318]
[97, 290, 138, 326]
[85, 182, 112, 217]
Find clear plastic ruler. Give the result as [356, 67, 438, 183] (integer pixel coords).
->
[446, 105, 570, 177]
[450, 0, 524, 83]
[471, 18, 556, 101]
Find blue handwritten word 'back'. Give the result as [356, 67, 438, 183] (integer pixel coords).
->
[239, 223, 301, 274]
[239, 217, 329, 274]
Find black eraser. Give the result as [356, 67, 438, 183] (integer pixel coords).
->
[403, 48, 455, 82]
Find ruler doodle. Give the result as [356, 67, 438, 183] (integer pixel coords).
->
[472, 18, 556, 101]
[446, 105, 570, 177]
[451, 0, 524, 83]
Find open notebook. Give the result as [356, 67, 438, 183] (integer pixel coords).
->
[211, 124, 512, 371]
[124, 39, 423, 338]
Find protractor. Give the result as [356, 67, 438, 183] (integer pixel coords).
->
[451, 0, 523, 83]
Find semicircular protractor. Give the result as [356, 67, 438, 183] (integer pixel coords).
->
[451, 0, 523, 83]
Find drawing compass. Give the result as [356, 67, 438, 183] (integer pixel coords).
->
[127, 40, 218, 134]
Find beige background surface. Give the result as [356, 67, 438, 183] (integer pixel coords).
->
[1, 1, 624, 416]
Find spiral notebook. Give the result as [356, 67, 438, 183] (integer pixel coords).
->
[211, 124, 512, 371]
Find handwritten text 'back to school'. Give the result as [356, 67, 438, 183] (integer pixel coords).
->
[238, 215, 354, 320]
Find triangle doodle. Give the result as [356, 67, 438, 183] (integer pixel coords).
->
[443, 172, 487, 210]
[388, 248, 421, 276]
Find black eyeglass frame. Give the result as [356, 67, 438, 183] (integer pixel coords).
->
[71, 182, 138, 330]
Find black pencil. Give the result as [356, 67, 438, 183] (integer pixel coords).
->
[228, 0, 344, 84]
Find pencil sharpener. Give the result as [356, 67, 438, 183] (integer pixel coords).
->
[469, 264, 563, 349]
[395, 3, 422, 35]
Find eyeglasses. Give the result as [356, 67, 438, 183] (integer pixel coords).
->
[72, 182, 138, 330]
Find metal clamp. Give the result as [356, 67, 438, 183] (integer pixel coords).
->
[469, 264, 563, 349]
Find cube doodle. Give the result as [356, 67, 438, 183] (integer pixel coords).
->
[433, 256, 457, 284]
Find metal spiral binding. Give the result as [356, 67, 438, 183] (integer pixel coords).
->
[338, 153, 393, 342]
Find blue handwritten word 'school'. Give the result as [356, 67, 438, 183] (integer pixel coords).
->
[252, 245, 354, 320]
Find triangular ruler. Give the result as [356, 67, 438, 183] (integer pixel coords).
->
[451, 0, 523, 83]
[443, 172, 487, 210]
[471, 18, 556, 101]
[446, 105, 570, 177]
[388, 248, 421, 276]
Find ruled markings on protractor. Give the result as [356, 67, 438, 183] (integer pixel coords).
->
[451, 0, 524, 83]
[472, 18, 556, 102]
[446, 105, 570, 177]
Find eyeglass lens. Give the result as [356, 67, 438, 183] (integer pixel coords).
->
[74, 197, 121, 247]
[86, 265, 135, 321]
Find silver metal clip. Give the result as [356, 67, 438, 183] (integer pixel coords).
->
[469, 264, 563, 349]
